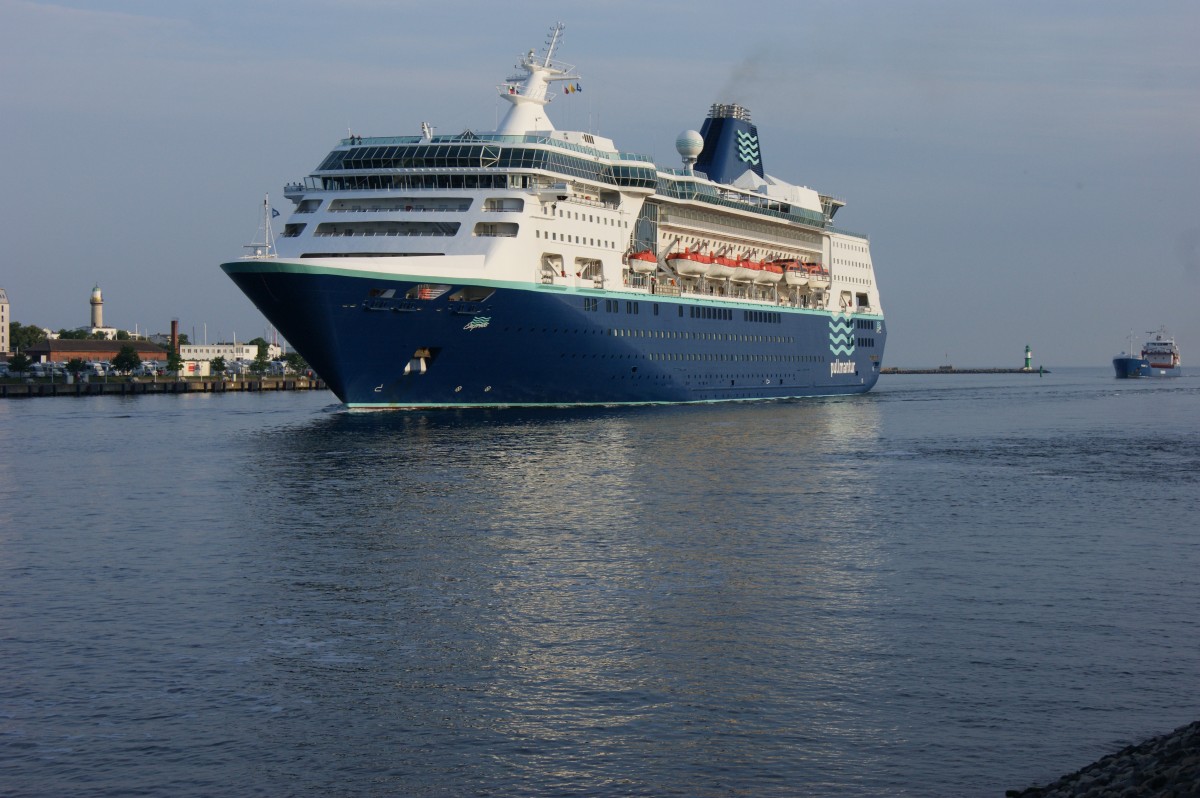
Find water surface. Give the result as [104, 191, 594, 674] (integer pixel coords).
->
[2, 368, 1197, 795]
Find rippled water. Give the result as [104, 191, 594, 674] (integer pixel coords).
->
[1, 369, 1197, 796]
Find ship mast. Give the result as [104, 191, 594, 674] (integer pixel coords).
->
[495, 22, 580, 136]
[542, 22, 563, 68]
[244, 194, 276, 259]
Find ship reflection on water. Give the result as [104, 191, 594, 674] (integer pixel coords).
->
[238, 398, 889, 790]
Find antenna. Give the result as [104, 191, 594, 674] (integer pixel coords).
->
[543, 22, 565, 67]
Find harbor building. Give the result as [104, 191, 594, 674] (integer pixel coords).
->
[0, 288, 9, 356]
[25, 339, 167, 364]
[180, 342, 283, 362]
[179, 360, 212, 378]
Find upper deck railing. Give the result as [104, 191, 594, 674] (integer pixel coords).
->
[340, 133, 654, 164]
[655, 173, 828, 228]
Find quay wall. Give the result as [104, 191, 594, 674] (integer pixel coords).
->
[0, 377, 328, 399]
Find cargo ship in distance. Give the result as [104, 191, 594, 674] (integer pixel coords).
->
[222, 24, 886, 408]
[1113, 328, 1182, 378]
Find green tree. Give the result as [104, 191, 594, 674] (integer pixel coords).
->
[10, 322, 47, 351]
[7, 352, 32, 375]
[248, 336, 270, 360]
[210, 356, 227, 376]
[116, 329, 130, 340]
[167, 350, 184, 375]
[177, 332, 191, 347]
[65, 358, 88, 378]
[249, 349, 270, 376]
[112, 344, 141, 374]
[58, 328, 89, 340]
[284, 352, 309, 374]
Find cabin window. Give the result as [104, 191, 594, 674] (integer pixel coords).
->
[483, 197, 525, 212]
[473, 222, 518, 237]
[407, 284, 451, 301]
[448, 287, 495, 302]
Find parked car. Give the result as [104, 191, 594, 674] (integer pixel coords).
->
[30, 363, 66, 378]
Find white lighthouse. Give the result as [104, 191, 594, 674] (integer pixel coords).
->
[90, 284, 104, 329]
[87, 285, 118, 339]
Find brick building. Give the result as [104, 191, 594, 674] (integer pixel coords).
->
[24, 339, 168, 364]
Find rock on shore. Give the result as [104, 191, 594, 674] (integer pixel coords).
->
[1006, 721, 1200, 797]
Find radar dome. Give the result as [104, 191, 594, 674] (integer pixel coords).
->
[676, 130, 704, 159]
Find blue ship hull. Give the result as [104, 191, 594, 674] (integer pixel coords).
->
[1113, 356, 1149, 378]
[223, 261, 885, 408]
[1112, 356, 1181, 378]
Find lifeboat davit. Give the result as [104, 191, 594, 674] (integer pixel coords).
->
[707, 255, 736, 279]
[781, 261, 809, 287]
[666, 249, 711, 277]
[753, 261, 783, 285]
[730, 258, 757, 283]
[628, 250, 658, 274]
[806, 262, 831, 291]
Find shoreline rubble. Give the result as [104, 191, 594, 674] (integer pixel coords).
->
[1006, 720, 1200, 797]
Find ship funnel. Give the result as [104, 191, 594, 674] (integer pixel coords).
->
[693, 103, 765, 186]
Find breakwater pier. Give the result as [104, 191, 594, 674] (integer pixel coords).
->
[0, 376, 327, 399]
[882, 367, 1049, 375]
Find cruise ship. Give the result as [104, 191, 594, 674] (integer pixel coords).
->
[222, 25, 887, 408]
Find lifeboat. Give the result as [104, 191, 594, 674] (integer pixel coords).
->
[781, 260, 809, 287]
[805, 262, 831, 291]
[707, 254, 736, 279]
[753, 261, 783, 285]
[666, 248, 711, 277]
[730, 258, 758, 283]
[628, 249, 658, 274]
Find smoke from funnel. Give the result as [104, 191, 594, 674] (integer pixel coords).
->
[715, 52, 769, 107]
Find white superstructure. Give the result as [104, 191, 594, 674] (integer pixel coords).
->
[268, 27, 881, 319]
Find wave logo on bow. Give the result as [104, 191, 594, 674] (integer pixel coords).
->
[828, 313, 855, 356]
[463, 316, 491, 331]
[736, 130, 761, 166]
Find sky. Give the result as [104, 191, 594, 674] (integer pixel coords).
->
[1, 0, 1198, 366]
